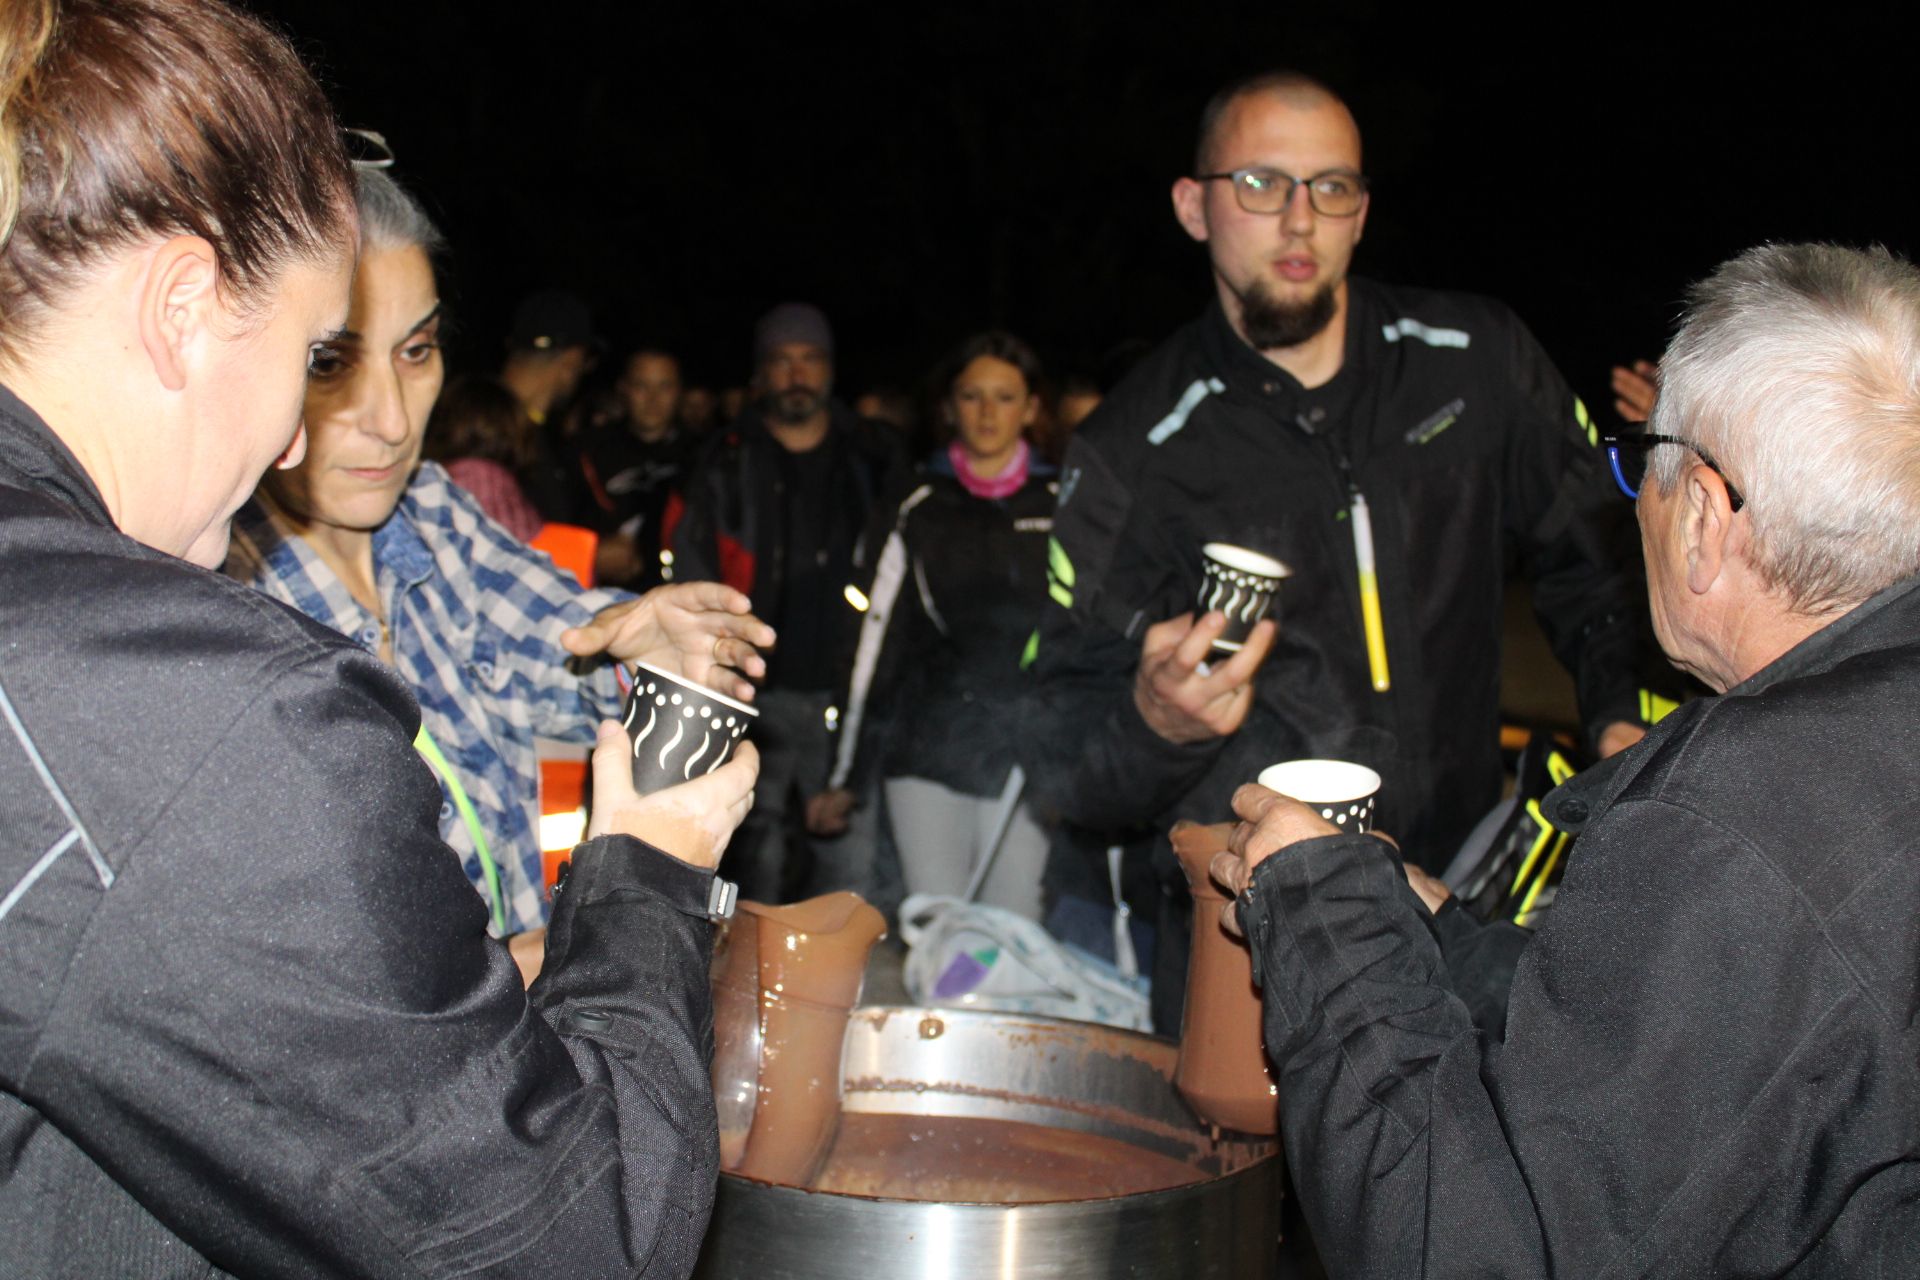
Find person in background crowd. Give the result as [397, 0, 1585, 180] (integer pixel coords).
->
[679, 383, 719, 433]
[1025, 69, 1651, 1032]
[228, 167, 772, 982]
[499, 286, 598, 522]
[854, 384, 916, 434]
[717, 384, 748, 422]
[580, 347, 692, 590]
[0, 1, 756, 1273]
[427, 373, 544, 542]
[1217, 241, 1920, 1277]
[1612, 356, 1659, 423]
[1054, 369, 1104, 432]
[811, 332, 1058, 918]
[672, 302, 909, 901]
[1041, 367, 1104, 464]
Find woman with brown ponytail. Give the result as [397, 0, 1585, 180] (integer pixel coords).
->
[0, 3, 752, 1275]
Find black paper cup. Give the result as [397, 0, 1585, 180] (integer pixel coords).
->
[1198, 542, 1291, 653]
[622, 660, 758, 795]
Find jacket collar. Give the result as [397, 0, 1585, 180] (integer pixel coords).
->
[1195, 279, 1378, 397]
[1545, 571, 1920, 831]
[0, 383, 113, 527]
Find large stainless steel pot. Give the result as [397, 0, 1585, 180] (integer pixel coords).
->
[694, 1008, 1281, 1279]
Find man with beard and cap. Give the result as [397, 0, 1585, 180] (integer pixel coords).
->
[669, 303, 908, 899]
[1025, 70, 1653, 1031]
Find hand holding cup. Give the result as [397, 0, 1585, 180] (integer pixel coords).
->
[1210, 760, 1381, 934]
[588, 722, 759, 870]
[562, 580, 775, 704]
[1134, 611, 1276, 745]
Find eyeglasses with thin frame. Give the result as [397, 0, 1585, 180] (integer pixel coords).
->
[1601, 432, 1747, 512]
[1194, 166, 1369, 217]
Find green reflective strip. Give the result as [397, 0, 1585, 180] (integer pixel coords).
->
[414, 725, 508, 935]
[1047, 536, 1076, 589]
[1020, 628, 1040, 670]
[1045, 537, 1076, 609]
[1574, 396, 1598, 447]
[1639, 688, 1681, 724]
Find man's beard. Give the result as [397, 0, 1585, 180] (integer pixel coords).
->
[766, 387, 827, 425]
[1238, 279, 1338, 351]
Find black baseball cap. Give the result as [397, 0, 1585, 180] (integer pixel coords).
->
[507, 288, 602, 353]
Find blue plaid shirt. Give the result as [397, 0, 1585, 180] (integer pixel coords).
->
[227, 463, 627, 935]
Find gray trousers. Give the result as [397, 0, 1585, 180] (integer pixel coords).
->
[884, 775, 1048, 920]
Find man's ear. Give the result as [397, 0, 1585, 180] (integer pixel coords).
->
[1171, 177, 1210, 244]
[137, 236, 222, 393]
[1681, 462, 1736, 595]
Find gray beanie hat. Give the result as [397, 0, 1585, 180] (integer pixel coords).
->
[754, 302, 833, 360]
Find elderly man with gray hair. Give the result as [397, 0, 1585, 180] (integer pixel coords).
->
[1214, 242, 1920, 1277]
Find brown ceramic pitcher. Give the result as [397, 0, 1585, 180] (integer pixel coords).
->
[710, 891, 888, 1186]
[1171, 821, 1279, 1135]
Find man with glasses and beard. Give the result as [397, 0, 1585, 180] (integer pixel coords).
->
[1026, 70, 1650, 1030]
[670, 303, 907, 900]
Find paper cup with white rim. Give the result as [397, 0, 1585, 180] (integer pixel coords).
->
[1255, 758, 1381, 833]
[1198, 543, 1291, 653]
[622, 660, 758, 795]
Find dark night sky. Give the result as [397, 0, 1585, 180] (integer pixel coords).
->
[255, 1, 1916, 421]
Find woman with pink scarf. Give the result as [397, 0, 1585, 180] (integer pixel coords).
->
[814, 332, 1058, 918]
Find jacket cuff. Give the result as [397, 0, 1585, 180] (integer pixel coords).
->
[555, 834, 716, 921]
[1237, 830, 1408, 1008]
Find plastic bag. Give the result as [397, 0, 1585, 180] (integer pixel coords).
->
[897, 893, 1152, 1032]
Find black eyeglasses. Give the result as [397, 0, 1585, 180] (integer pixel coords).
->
[1601, 433, 1746, 512]
[1194, 166, 1369, 217]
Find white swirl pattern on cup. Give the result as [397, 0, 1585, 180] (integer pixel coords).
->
[624, 678, 748, 781]
[1200, 565, 1277, 625]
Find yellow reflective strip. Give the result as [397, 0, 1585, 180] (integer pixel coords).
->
[1047, 580, 1073, 608]
[1349, 493, 1390, 692]
[1359, 570, 1390, 691]
[1639, 688, 1681, 724]
[1546, 750, 1575, 786]
[1574, 396, 1598, 447]
[1510, 798, 1556, 896]
[1515, 830, 1571, 925]
[1020, 629, 1040, 671]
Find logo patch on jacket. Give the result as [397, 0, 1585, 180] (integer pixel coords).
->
[1406, 398, 1466, 444]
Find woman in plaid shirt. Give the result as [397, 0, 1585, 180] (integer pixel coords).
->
[229, 167, 772, 977]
